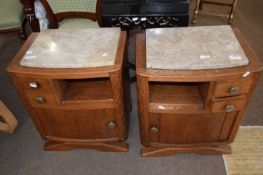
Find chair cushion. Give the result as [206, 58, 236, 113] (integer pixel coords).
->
[0, 0, 23, 30]
[58, 18, 99, 29]
[47, 0, 97, 13]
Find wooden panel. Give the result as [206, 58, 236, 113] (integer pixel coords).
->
[154, 112, 226, 144]
[35, 108, 119, 140]
[219, 111, 238, 141]
[211, 96, 247, 113]
[214, 79, 253, 97]
[149, 114, 160, 143]
[199, 81, 213, 109]
[95, 121, 118, 139]
[137, 75, 150, 145]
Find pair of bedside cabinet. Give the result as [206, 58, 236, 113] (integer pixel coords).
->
[8, 26, 263, 157]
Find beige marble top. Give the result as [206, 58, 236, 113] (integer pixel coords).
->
[146, 25, 249, 70]
[20, 28, 121, 68]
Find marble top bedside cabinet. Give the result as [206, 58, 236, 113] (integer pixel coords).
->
[7, 28, 131, 152]
[136, 25, 263, 157]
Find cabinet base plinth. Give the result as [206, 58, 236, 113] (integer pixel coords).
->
[44, 141, 129, 152]
[141, 144, 232, 157]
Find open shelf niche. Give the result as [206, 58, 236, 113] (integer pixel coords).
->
[58, 77, 113, 103]
[149, 81, 210, 112]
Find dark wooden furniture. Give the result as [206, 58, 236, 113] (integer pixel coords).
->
[192, 0, 238, 24]
[7, 31, 130, 152]
[102, 0, 189, 29]
[136, 29, 263, 157]
[20, 0, 189, 31]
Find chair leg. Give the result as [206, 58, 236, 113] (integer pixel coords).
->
[192, 0, 201, 24]
[199, 0, 204, 10]
[228, 0, 238, 24]
[0, 101, 18, 134]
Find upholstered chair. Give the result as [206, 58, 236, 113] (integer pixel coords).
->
[39, 0, 102, 29]
[0, 0, 24, 37]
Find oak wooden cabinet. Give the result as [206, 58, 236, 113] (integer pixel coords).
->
[7, 31, 131, 152]
[136, 29, 263, 157]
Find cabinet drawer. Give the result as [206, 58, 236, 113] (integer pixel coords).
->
[211, 97, 247, 113]
[20, 78, 53, 91]
[26, 93, 58, 108]
[214, 79, 253, 97]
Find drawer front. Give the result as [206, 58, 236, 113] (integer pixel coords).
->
[26, 93, 58, 108]
[214, 79, 253, 97]
[211, 97, 247, 113]
[20, 78, 54, 91]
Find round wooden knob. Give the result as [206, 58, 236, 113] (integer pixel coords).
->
[225, 105, 234, 112]
[29, 82, 39, 89]
[107, 122, 116, 129]
[230, 86, 240, 95]
[150, 126, 159, 133]
[35, 97, 46, 104]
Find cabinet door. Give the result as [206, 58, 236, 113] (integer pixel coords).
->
[149, 112, 234, 144]
[34, 108, 119, 140]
